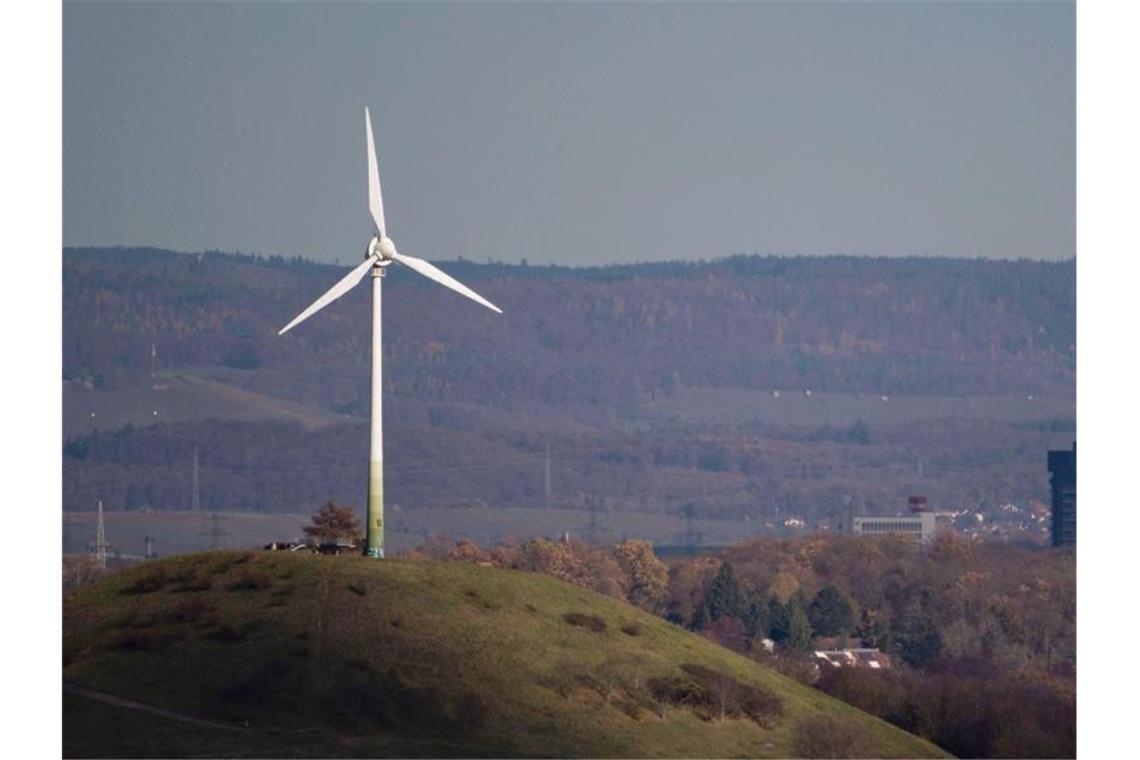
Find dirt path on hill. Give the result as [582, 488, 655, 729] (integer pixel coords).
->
[64, 681, 247, 731]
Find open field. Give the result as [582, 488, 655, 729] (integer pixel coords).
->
[64, 372, 349, 440]
[63, 552, 948, 758]
[66, 371, 1075, 442]
[640, 387, 1074, 428]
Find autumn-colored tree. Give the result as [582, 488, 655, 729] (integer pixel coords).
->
[613, 540, 668, 612]
[666, 555, 721, 625]
[516, 538, 594, 589]
[447, 539, 490, 564]
[303, 501, 361, 543]
[769, 570, 800, 603]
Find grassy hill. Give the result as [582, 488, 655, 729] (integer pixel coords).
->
[64, 552, 949, 758]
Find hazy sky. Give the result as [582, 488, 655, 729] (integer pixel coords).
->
[63, 1, 1074, 266]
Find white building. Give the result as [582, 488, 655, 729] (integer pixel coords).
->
[851, 512, 938, 543]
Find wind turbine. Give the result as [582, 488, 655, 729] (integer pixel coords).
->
[279, 107, 502, 558]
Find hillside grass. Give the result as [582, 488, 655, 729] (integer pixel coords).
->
[64, 551, 949, 758]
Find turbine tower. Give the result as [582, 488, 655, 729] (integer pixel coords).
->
[279, 107, 502, 558]
[191, 445, 200, 513]
[94, 499, 108, 569]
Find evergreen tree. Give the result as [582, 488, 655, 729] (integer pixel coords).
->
[785, 599, 814, 652]
[767, 594, 790, 643]
[742, 598, 769, 640]
[808, 585, 855, 637]
[893, 598, 943, 668]
[706, 561, 745, 621]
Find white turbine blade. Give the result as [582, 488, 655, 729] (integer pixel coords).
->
[365, 107, 386, 237]
[389, 251, 503, 314]
[279, 256, 378, 335]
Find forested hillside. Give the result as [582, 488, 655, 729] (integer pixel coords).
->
[62, 248, 1075, 535]
[64, 248, 1074, 410]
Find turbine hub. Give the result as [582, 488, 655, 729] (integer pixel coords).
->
[367, 235, 397, 264]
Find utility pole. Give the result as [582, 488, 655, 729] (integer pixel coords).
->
[587, 495, 599, 544]
[144, 535, 155, 559]
[94, 500, 108, 569]
[544, 443, 551, 509]
[191, 446, 200, 513]
[681, 503, 702, 551]
[202, 511, 229, 551]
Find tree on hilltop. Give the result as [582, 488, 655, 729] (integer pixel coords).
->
[303, 501, 361, 544]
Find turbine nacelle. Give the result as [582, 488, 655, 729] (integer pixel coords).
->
[367, 235, 397, 264]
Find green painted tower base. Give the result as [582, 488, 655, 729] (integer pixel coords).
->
[364, 459, 384, 559]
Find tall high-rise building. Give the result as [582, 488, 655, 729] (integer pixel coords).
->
[1048, 442, 1076, 548]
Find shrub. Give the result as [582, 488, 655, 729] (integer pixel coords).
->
[226, 573, 272, 592]
[563, 612, 608, 633]
[172, 575, 212, 593]
[207, 621, 262, 642]
[453, 692, 488, 735]
[791, 714, 873, 758]
[112, 628, 185, 652]
[120, 570, 169, 595]
[650, 664, 783, 727]
[112, 630, 157, 651]
[166, 598, 210, 624]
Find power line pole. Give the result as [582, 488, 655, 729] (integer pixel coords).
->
[544, 443, 551, 509]
[202, 511, 229, 550]
[94, 500, 108, 569]
[588, 495, 598, 544]
[191, 446, 200, 513]
[680, 503, 702, 551]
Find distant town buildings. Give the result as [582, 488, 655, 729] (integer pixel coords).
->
[837, 495, 950, 544]
[1048, 442, 1076, 548]
[813, 648, 892, 670]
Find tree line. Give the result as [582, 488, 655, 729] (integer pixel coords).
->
[423, 530, 1074, 758]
